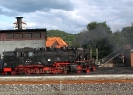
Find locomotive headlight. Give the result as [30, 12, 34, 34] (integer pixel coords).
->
[4, 63, 7, 66]
[48, 59, 51, 61]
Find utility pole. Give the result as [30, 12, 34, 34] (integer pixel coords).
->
[96, 48, 98, 64]
[90, 48, 92, 59]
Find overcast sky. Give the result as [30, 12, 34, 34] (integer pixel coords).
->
[0, 0, 133, 34]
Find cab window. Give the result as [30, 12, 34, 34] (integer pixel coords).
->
[28, 52, 33, 57]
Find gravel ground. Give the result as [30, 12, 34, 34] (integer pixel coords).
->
[0, 83, 133, 95]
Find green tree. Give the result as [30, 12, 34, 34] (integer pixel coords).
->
[121, 25, 133, 45]
[86, 21, 98, 30]
[111, 30, 127, 50]
[87, 21, 111, 32]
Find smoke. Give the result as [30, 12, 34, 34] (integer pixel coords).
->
[74, 24, 112, 47]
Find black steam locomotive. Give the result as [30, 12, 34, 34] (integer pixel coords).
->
[1, 47, 96, 75]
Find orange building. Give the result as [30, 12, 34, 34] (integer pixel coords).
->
[46, 37, 68, 48]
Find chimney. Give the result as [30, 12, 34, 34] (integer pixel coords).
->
[16, 17, 23, 30]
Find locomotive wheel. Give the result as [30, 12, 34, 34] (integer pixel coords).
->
[77, 70, 82, 74]
[35, 69, 40, 74]
[25, 69, 31, 75]
[86, 69, 90, 74]
[2, 71, 7, 75]
[63, 70, 67, 74]
[39, 69, 43, 73]
[52, 69, 57, 74]
[11, 71, 16, 75]
[77, 65, 82, 74]
[92, 67, 96, 71]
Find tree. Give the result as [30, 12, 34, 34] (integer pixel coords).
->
[121, 25, 133, 45]
[86, 21, 98, 30]
[110, 30, 127, 50]
[86, 21, 111, 32]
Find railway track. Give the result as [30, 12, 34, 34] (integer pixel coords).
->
[0, 67, 133, 84]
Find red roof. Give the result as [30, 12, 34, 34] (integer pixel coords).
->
[46, 37, 68, 48]
[46, 40, 56, 47]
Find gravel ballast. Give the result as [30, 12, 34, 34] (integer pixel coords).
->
[0, 83, 133, 95]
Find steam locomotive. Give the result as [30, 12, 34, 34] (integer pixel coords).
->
[0, 47, 97, 75]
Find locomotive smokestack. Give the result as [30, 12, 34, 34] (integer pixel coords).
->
[16, 17, 23, 30]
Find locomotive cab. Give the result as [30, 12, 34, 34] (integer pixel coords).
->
[15, 48, 34, 65]
[3, 51, 17, 68]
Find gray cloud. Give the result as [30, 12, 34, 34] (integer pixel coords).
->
[21, 11, 84, 34]
[0, 0, 133, 33]
[0, 0, 73, 13]
[0, 7, 20, 16]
